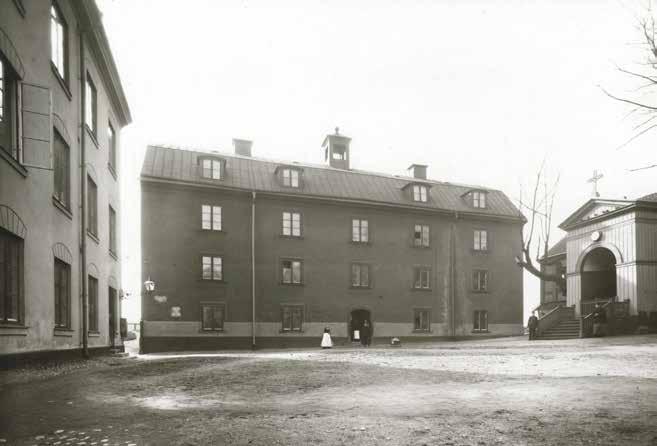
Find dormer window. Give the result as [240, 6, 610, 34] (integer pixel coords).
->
[199, 157, 223, 180]
[472, 191, 486, 209]
[282, 168, 300, 188]
[413, 185, 428, 203]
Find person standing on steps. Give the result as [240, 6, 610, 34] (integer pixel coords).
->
[361, 320, 371, 347]
[527, 312, 539, 340]
[321, 327, 333, 349]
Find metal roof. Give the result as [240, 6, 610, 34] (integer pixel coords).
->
[141, 145, 524, 220]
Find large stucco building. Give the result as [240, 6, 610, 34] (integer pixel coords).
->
[140, 132, 525, 352]
[0, 0, 131, 359]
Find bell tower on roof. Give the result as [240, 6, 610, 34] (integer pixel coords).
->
[322, 127, 351, 170]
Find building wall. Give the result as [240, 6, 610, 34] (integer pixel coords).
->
[0, 0, 124, 355]
[141, 181, 524, 350]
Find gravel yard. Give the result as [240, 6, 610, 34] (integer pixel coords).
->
[2, 335, 657, 445]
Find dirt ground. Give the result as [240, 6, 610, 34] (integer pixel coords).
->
[2, 335, 657, 446]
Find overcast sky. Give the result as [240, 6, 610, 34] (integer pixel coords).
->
[97, 0, 656, 323]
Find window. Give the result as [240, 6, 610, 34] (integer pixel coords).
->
[282, 212, 301, 237]
[0, 229, 22, 324]
[474, 230, 488, 251]
[201, 205, 222, 231]
[351, 263, 370, 288]
[88, 276, 98, 332]
[352, 219, 369, 243]
[473, 191, 487, 209]
[413, 185, 428, 202]
[473, 269, 488, 292]
[332, 144, 347, 160]
[281, 305, 303, 332]
[53, 130, 70, 208]
[282, 168, 299, 188]
[0, 57, 19, 160]
[54, 258, 70, 328]
[413, 224, 430, 247]
[85, 74, 97, 135]
[50, 3, 67, 81]
[281, 260, 302, 284]
[108, 123, 116, 173]
[414, 309, 430, 331]
[87, 176, 98, 237]
[201, 303, 225, 331]
[200, 158, 222, 180]
[202, 256, 223, 281]
[109, 206, 117, 255]
[413, 267, 431, 289]
[473, 310, 488, 332]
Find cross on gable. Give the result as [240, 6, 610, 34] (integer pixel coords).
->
[587, 169, 604, 197]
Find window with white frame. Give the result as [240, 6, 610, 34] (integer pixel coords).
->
[414, 309, 430, 331]
[282, 212, 301, 237]
[413, 267, 431, 289]
[282, 168, 300, 188]
[201, 303, 225, 331]
[472, 191, 487, 209]
[202, 205, 222, 231]
[414, 224, 430, 247]
[473, 310, 488, 332]
[54, 258, 70, 329]
[473, 269, 488, 292]
[50, 3, 68, 81]
[473, 230, 488, 251]
[85, 74, 97, 136]
[352, 219, 369, 243]
[351, 263, 370, 288]
[53, 130, 70, 209]
[413, 185, 428, 202]
[281, 305, 303, 332]
[281, 259, 302, 284]
[108, 123, 117, 173]
[202, 256, 223, 281]
[200, 158, 222, 180]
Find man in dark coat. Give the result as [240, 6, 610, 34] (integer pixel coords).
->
[593, 304, 607, 337]
[361, 320, 371, 347]
[527, 312, 539, 340]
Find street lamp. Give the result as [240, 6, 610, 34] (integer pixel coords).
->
[144, 277, 155, 292]
[140, 277, 155, 354]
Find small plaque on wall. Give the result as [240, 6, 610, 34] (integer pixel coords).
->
[154, 295, 167, 303]
[170, 306, 182, 318]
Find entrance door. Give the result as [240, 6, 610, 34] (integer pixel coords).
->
[108, 287, 117, 347]
[350, 309, 371, 341]
[581, 248, 617, 300]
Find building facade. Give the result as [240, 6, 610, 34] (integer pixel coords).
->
[140, 133, 524, 352]
[558, 195, 657, 317]
[537, 237, 567, 317]
[0, 0, 131, 359]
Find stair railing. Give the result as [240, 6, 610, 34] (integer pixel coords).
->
[537, 305, 574, 337]
[579, 299, 612, 338]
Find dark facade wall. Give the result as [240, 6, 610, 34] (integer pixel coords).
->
[141, 181, 524, 341]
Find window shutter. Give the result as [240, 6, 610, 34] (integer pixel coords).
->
[21, 82, 52, 169]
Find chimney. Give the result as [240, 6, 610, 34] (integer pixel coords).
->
[321, 127, 351, 170]
[233, 138, 253, 157]
[408, 164, 428, 180]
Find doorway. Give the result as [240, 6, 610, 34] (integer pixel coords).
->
[581, 247, 617, 300]
[350, 309, 372, 341]
[108, 287, 117, 347]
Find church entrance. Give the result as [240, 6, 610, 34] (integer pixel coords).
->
[581, 247, 617, 300]
[349, 309, 372, 342]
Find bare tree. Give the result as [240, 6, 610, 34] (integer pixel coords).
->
[601, 2, 657, 167]
[514, 162, 565, 292]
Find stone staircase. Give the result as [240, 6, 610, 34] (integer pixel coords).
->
[536, 318, 580, 340]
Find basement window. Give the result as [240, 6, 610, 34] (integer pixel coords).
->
[473, 310, 488, 332]
[201, 303, 225, 331]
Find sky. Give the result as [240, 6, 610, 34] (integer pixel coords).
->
[96, 0, 657, 323]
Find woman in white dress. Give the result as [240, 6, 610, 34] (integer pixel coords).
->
[321, 327, 333, 349]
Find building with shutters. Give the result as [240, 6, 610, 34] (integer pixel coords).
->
[0, 1, 131, 361]
[140, 132, 525, 352]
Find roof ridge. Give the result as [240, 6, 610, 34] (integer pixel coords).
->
[146, 144, 501, 193]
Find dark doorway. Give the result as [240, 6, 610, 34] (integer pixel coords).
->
[350, 309, 371, 341]
[581, 248, 617, 300]
[108, 287, 117, 347]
